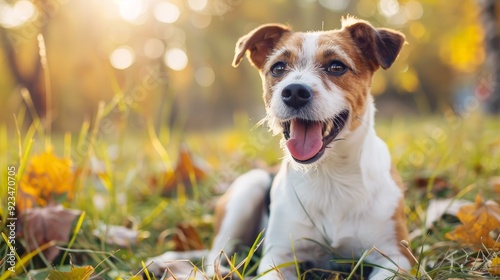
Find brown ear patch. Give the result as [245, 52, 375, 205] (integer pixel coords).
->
[342, 18, 405, 70]
[233, 24, 291, 69]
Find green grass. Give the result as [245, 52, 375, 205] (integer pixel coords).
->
[0, 107, 499, 280]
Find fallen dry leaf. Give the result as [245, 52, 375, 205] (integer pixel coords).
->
[413, 174, 456, 198]
[445, 194, 500, 249]
[152, 146, 209, 194]
[46, 265, 94, 280]
[172, 223, 205, 251]
[19, 205, 82, 261]
[491, 177, 500, 194]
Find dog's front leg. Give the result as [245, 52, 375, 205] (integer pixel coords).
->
[257, 218, 322, 280]
[205, 169, 272, 276]
[256, 192, 320, 279]
[366, 254, 411, 280]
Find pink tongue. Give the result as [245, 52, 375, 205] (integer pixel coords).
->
[286, 119, 323, 161]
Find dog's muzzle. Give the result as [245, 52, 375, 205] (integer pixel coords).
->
[281, 84, 312, 109]
[282, 110, 349, 164]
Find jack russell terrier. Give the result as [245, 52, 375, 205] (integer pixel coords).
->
[148, 17, 413, 279]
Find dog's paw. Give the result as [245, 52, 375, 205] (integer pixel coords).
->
[146, 250, 208, 277]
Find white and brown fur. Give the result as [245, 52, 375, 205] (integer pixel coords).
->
[148, 17, 413, 279]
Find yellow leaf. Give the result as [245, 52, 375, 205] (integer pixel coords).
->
[18, 149, 75, 212]
[490, 256, 500, 276]
[445, 194, 500, 249]
[46, 266, 94, 280]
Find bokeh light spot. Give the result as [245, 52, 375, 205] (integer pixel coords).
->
[164, 48, 188, 71]
[118, 0, 144, 22]
[356, 0, 376, 17]
[195, 66, 215, 87]
[144, 38, 165, 59]
[397, 68, 419, 93]
[409, 21, 426, 39]
[15, 0, 35, 22]
[318, 0, 348, 11]
[378, 0, 399, 17]
[405, 0, 423, 20]
[191, 13, 211, 29]
[110, 46, 135, 70]
[154, 2, 180, 23]
[0, 0, 36, 28]
[188, 0, 208, 11]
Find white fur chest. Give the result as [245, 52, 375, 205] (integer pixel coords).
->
[271, 133, 402, 257]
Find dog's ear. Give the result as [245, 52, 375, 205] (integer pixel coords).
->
[342, 17, 406, 70]
[232, 24, 291, 69]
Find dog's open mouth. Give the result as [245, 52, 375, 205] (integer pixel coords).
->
[282, 110, 349, 164]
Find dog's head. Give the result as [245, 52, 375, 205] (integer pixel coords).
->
[233, 17, 405, 165]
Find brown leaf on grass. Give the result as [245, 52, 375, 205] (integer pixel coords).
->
[152, 146, 209, 194]
[172, 223, 205, 251]
[491, 177, 500, 194]
[46, 265, 94, 280]
[413, 174, 456, 198]
[445, 194, 500, 249]
[19, 205, 82, 261]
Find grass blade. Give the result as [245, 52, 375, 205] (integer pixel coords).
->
[242, 230, 265, 276]
[59, 211, 86, 265]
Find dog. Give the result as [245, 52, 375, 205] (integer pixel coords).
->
[148, 17, 412, 280]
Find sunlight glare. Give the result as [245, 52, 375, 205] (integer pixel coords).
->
[188, 0, 208, 11]
[0, 0, 36, 28]
[154, 2, 180, 24]
[118, 0, 144, 22]
[110, 46, 135, 70]
[164, 48, 188, 71]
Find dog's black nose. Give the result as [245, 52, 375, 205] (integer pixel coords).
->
[281, 84, 312, 109]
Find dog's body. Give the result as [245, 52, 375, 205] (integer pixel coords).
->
[148, 17, 412, 279]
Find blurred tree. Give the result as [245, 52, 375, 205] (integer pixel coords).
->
[478, 0, 500, 113]
[0, 0, 49, 118]
[0, 0, 497, 132]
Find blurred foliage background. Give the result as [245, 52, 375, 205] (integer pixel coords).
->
[0, 0, 499, 133]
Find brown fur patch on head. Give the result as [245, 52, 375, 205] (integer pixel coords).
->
[233, 18, 405, 131]
[338, 17, 405, 128]
[260, 33, 304, 107]
[341, 16, 406, 71]
[315, 32, 375, 129]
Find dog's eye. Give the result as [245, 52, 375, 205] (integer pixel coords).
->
[270, 62, 286, 77]
[326, 61, 347, 76]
